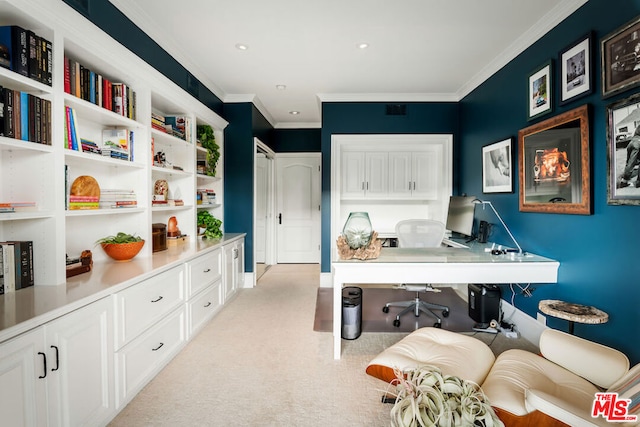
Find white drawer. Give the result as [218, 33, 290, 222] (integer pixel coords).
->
[188, 280, 222, 338]
[115, 266, 185, 348]
[116, 306, 185, 408]
[187, 248, 222, 297]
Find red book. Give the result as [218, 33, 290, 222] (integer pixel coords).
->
[64, 56, 70, 94]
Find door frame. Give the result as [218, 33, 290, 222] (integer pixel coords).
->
[253, 138, 276, 287]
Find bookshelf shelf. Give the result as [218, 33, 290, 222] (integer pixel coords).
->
[0, 66, 53, 94]
[64, 93, 140, 128]
[151, 166, 191, 177]
[151, 205, 192, 212]
[0, 136, 54, 152]
[65, 207, 145, 217]
[197, 203, 222, 209]
[0, 211, 54, 221]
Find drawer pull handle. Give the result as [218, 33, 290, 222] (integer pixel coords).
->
[204, 302, 212, 307]
[203, 268, 211, 273]
[51, 345, 60, 372]
[150, 296, 163, 303]
[38, 352, 47, 379]
[152, 343, 164, 351]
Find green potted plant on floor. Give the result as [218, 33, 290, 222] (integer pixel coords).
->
[387, 366, 503, 427]
[197, 124, 220, 177]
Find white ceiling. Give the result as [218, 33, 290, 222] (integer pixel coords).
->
[109, 0, 587, 128]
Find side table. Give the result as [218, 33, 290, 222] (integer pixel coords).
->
[538, 299, 609, 334]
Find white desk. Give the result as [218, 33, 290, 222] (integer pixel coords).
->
[331, 242, 559, 359]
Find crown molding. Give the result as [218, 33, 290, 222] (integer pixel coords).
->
[317, 92, 460, 103]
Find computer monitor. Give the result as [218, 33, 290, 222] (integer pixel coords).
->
[445, 195, 476, 238]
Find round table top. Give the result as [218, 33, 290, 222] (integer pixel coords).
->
[538, 299, 609, 324]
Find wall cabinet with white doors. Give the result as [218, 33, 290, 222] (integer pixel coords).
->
[331, 134, 453, 242]
[0, 0, 227, 286]
[0, 297, 114, 427]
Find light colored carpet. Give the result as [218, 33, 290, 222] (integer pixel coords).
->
[109, 264, 537, 427]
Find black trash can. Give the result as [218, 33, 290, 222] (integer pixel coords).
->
[342, 286, 362, 340]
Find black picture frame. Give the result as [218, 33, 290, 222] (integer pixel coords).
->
[601, 15, 640, 98]
[528, 60, 553, 120]
[606, 91, 640, 205]
[482, 137, 513, 194]
[559, 32, 593, 105]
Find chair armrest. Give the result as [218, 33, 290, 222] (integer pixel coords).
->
[525, 389, 603, 427]
[540, 329, 629, 388]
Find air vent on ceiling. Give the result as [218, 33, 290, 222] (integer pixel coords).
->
[386, 104, 407, 116]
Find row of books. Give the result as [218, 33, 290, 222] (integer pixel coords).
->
[0, 25, 52, 86]
[151, 111, 191, 141]
[0, 201, 37, 213]
[197, 189, 217, 205]
[0, 241, 34, 295]
[0, 85, 52, 144]
[64, 110, 134, 162]
[64, 56, 137, 120]
[99, 189, 137, 209]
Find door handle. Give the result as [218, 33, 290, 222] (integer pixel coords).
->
[278, 213, 282, 224]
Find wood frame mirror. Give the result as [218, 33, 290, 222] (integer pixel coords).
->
[518, 104, 591, 215]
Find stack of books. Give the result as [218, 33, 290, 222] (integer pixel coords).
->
[151, 111, 166, 133]
[0, 201, 37, 213]
[164, 115, 191, 141]
[68, 195, 99, 210]
[1, 240, 34, 294]
[0, 25, 52, 86]
[197, 189, 217, 205]
[1, 85, 52, 144]
[80, 138, 101, 155]
[99, 189, 137, 209]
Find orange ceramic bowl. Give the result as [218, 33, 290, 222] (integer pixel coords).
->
[101, 240, 145, 261]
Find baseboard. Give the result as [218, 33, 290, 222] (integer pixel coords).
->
[500, 299, 547, 346]
[243, 272, 254, 288]
[320, 272, 332, 288]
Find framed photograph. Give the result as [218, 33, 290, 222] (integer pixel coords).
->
[528, 61, 553, 120]
[606, 91, 640, 205]
[518, 104, 591, 215]
[602, 16, 640, 98]
[482, 137, 513, 193]
[559, 32, 593, 104]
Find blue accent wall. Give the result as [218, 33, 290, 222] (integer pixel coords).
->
[320, 101, 460, 272]
[272, 129, 321, 152]
[459, 0, 640, 363]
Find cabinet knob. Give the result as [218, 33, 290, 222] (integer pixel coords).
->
[204, 302, 212, 308]
[150, 296, 163, 303]
[203, 268, 211, 273]
[51, 345, 59, 372]
[151, 343, 164, 351]
[38, 352, 47, 379]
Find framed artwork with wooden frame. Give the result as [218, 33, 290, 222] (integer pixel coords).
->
[606, 91, 640, 205]
[601, 15, 640, 98]
[518, 104, 591, 215]
[482, 137, 513, 194]
[528, 60, 553, 120]
[559, 32, 593, 105]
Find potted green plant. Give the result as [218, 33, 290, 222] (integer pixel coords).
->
[197, 124, 220, 177]
[387, 366, 504, 427]
[197, 211, 223, 240]
[96, 232, 145, 261]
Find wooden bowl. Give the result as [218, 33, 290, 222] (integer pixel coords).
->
[100, 240, 145, 261]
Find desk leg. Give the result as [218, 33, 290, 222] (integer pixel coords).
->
[333, 274, 343, 359]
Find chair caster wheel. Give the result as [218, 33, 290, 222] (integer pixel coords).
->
[382, 306, 389, 313]
[393, 319, 401, 327]
[442, 309, 450, 318]
[434, 322, 442, 328]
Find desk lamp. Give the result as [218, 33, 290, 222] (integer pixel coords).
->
[472, 199, 524, 256]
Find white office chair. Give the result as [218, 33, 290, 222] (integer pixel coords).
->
[382, 219, 450, 328]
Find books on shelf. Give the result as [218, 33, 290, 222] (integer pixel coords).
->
[0, 26, 52, 86]
[164, 115, 191, 141]
[68, 194, 99, 210]
[102, 128, 133, 161]
[0, 201, 37, 213]
[197, 189, 217, 205]
[0, 240, 34, 294]
[99, 188, 137, 209]
[64, 56, 136, 119]
[0, 85, 52, 143]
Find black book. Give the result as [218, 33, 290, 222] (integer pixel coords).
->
[4, 88, 14, 138]
[44, 38, 52, 86]
[0, 85, 4, 137]
[27, 30, 39, 82]
[4, 241, 34, 289]
[0, 26, 29, 76]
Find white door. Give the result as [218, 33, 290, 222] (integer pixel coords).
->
[276, 154, 321, 263]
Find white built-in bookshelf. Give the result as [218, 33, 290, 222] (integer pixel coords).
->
[0, 0, 228, 286]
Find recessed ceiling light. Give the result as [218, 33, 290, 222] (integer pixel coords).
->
[357, 42, 369, 49]
[235, 43, 248, 50]
[289, 111, 300, 115]
[276, 85, 287, 90]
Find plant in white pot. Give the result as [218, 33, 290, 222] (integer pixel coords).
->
[387, 366, 504, 427]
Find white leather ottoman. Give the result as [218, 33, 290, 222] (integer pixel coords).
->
[366, 327, 496, 385]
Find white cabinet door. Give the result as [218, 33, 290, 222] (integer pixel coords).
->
[223, 239, 245, 302]
[234, 239, 245, 290]
[365, 152, 389, 197]
[388, 152, 413, 196]
[0, 328, 47, 427]
[46, 297, 115, 427]
[412, 148, 441, 200]
[341, 151, 366, 198]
